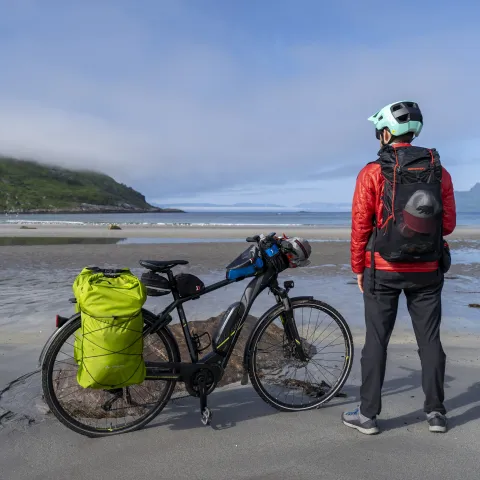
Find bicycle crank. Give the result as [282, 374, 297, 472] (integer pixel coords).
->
[187, 368, 213, 427]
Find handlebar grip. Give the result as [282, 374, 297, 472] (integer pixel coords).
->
[246, 235, 260, 243]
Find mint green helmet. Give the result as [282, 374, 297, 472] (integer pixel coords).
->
[368, 101, 423, 138]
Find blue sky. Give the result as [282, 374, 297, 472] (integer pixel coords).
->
[1, 0, 479, 207]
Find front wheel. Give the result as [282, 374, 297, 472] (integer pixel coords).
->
[248, 298, 353, 411]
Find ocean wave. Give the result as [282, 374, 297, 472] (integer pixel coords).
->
[4, 219, 86, 225]
[151, 222, 309, 227]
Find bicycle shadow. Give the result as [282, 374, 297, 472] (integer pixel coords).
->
[144, 366, 431, 432]
[145, 386, 279, 432]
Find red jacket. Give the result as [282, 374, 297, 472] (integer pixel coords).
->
[351, 144, 456, 274]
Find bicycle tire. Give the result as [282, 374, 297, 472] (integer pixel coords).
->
[248, 298, 353, 412]
[42, 310, 180, 437]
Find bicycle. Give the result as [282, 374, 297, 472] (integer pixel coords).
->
[39, 232, 354, 437]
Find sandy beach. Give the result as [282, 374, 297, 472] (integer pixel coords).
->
[1, 225, 480, 478]
[1, 342, 479, 480]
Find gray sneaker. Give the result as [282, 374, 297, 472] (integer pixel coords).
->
[342, 408, 380, 435]
[427, 412, 447, 433]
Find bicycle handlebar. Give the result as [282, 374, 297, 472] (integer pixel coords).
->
[246, 232, 277, 244]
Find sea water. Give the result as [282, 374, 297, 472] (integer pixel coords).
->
[2, 211, 480, 226]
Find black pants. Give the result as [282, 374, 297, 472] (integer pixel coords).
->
[360, 268, 446, 419]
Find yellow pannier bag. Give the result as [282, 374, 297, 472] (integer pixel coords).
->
[72, 267, 147, 389]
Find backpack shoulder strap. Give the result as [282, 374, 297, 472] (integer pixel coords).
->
[427, 148, 443, 181]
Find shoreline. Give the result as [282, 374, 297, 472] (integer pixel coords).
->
[1, 223, 480, 240]
[0, 208, 183, 215]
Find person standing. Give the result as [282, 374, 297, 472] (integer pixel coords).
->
[342, 101, 456, 434]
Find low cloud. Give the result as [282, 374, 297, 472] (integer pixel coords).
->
[0, 2, 478, 202]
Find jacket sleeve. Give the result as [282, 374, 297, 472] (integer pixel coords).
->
[441, 167, 456, 236]
[351, 166, 376, 274]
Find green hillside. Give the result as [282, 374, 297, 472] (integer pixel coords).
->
[0, 156, 181, 213]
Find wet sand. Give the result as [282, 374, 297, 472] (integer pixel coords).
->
[2, 222, 480, 240]
[0, 223, 353, 239]
[0, 240, 351, 270]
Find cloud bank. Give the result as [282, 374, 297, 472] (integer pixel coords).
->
[0, 1, 478, 204]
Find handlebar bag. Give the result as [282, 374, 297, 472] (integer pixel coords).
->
[226, 245, 264, 280]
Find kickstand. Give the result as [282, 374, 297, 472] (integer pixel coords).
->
[125, 386, 141, 407]
[198, 374, 212, 426]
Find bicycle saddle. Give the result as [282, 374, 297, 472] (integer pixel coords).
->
[139, 259, 189, 272]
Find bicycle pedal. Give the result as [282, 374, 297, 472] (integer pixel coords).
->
[201, 407, 212, 426]
[240, 371, 249, 385]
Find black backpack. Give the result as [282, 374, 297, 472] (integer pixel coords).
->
[370, 145, 444, 264]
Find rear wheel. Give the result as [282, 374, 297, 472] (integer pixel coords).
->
[42, 311, 180, 437]
[248, 298, 353, 411]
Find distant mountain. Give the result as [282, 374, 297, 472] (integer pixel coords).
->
[232, 202, 285, 208]
[160, 203, 223, 208]
[295, 187, 480, 213]
[294, 202, 352, 212]
[0, 156, 183, 214]
[155, 184, 480, 214]
[454, 184, 480, 212]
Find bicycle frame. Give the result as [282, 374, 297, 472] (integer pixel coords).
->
[143, 263, 305, 384]
[38, 264, 305, 390]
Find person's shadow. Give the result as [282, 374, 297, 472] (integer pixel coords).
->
[320, 343, 480, 432]
[448, 383, 480, 428]
[380, 379, 480, 432]
[364, 366, 480, 432]
[329, 365, 433, 408]
[271, 362, 479, 432]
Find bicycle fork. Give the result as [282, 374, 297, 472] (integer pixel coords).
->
[275, 282, 308, 363]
